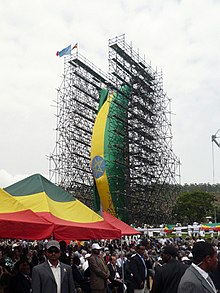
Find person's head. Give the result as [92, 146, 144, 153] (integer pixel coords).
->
[140, 239, 150, 249]
[59, 240, 67, 252]
[109, 256, 117, 266]
[13, 246, 21, 256]
[91, 243, 102, 255]
[81, 250, 87, 257]
[72, 255, 80, 266]
[136, 244, 145, 256]
[12, 255, 29, 276]
[45, 240, 61, 265]
[192, 241, 218, 272]
[38, 255, 45, 263]
[19, 260, 31, 275]
[161, 245, 178, 263]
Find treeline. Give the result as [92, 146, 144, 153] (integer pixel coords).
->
[179, 184, 220, 206]
[179, 183, 220, 194]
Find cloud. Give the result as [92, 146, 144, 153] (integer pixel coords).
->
[0, 169, 27, 187]
[0, 0, 220, 185]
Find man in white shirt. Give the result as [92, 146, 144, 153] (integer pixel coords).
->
[178, 241, 218, 293]
[32, 240, 75, 293]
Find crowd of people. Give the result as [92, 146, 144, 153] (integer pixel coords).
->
[0, 235, 219, 293]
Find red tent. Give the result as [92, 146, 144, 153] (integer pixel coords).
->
[102, 211, 140, 236]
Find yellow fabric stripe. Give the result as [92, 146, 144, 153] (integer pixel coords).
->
[12, 192, 104, 223]
[91, 94, 116, 214]
[0, 189, 27, 212]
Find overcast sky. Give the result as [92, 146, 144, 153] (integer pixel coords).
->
[0, 0, 220, 187]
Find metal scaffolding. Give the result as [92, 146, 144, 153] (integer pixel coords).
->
[49, 35, 180, 225]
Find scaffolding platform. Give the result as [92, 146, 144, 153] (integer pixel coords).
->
[49, 35, 180, 225]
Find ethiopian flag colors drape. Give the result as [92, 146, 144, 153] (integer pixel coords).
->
[4, 174, 121, 240]
[90, 85, 130, 221]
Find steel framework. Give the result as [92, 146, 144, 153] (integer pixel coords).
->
[49, 35, 180, 225]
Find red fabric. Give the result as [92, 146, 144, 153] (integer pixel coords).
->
[102, 211, 140, 236]
[0, 210, 53, 240]
[35, 212, 121, 240]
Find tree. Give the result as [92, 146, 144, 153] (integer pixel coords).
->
[171, 191, 216, 224]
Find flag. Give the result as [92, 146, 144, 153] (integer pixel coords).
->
[56, 44, 71, 57]
[164, 224, 175, 233]
[72, 43, 78, 50]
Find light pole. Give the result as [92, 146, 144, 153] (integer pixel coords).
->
[211, 129, 220, 184]
[211, 129, 220, 223]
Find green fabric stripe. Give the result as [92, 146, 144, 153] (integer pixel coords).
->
[104, 85, 130, 221]
[4, 174, 76, 202]
[98, 88, 109, 112]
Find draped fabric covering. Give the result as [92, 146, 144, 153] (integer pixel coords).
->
[90, 85, 130, 222]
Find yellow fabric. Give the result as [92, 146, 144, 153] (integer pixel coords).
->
[0, 189, 27, 213]
[90, 93, 116, 214]
[12, 192, 104, 223]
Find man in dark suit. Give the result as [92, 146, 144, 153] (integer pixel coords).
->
[178, 241, 218, 293]
[211, 251, 220, 292]
[107, 255, 123, 293]
[88, 243, 110, 293]
[11, 259, 32, 293]
[126, 244, 148, 293]
[151, 244, 188, 293]
[71, 255, 90, 293]
[32, 240, 75, 293]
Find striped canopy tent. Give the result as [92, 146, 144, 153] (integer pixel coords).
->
[0, 189, 53, 239]
[102, 211, 140, 236]
[4, 174, 121, 240]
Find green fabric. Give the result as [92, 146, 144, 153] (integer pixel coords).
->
[93, 181, 101, 213]
[98, 88, 109, 111]
[104, 85, 130, 221]
[165, 224, 175, 231]
[93, 86, 130, 220]
[4, 174, 76, 202]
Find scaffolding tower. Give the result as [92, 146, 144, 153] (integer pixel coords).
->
[49, 35, 180, 225]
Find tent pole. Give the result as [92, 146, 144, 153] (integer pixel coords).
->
[121, 236, 125, 292]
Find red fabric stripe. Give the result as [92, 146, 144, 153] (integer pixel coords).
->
[0, 211, 53, 240]
[35, 212, 121, 240]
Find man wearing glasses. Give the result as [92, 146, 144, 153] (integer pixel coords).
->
[32, 240, 75, 293]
